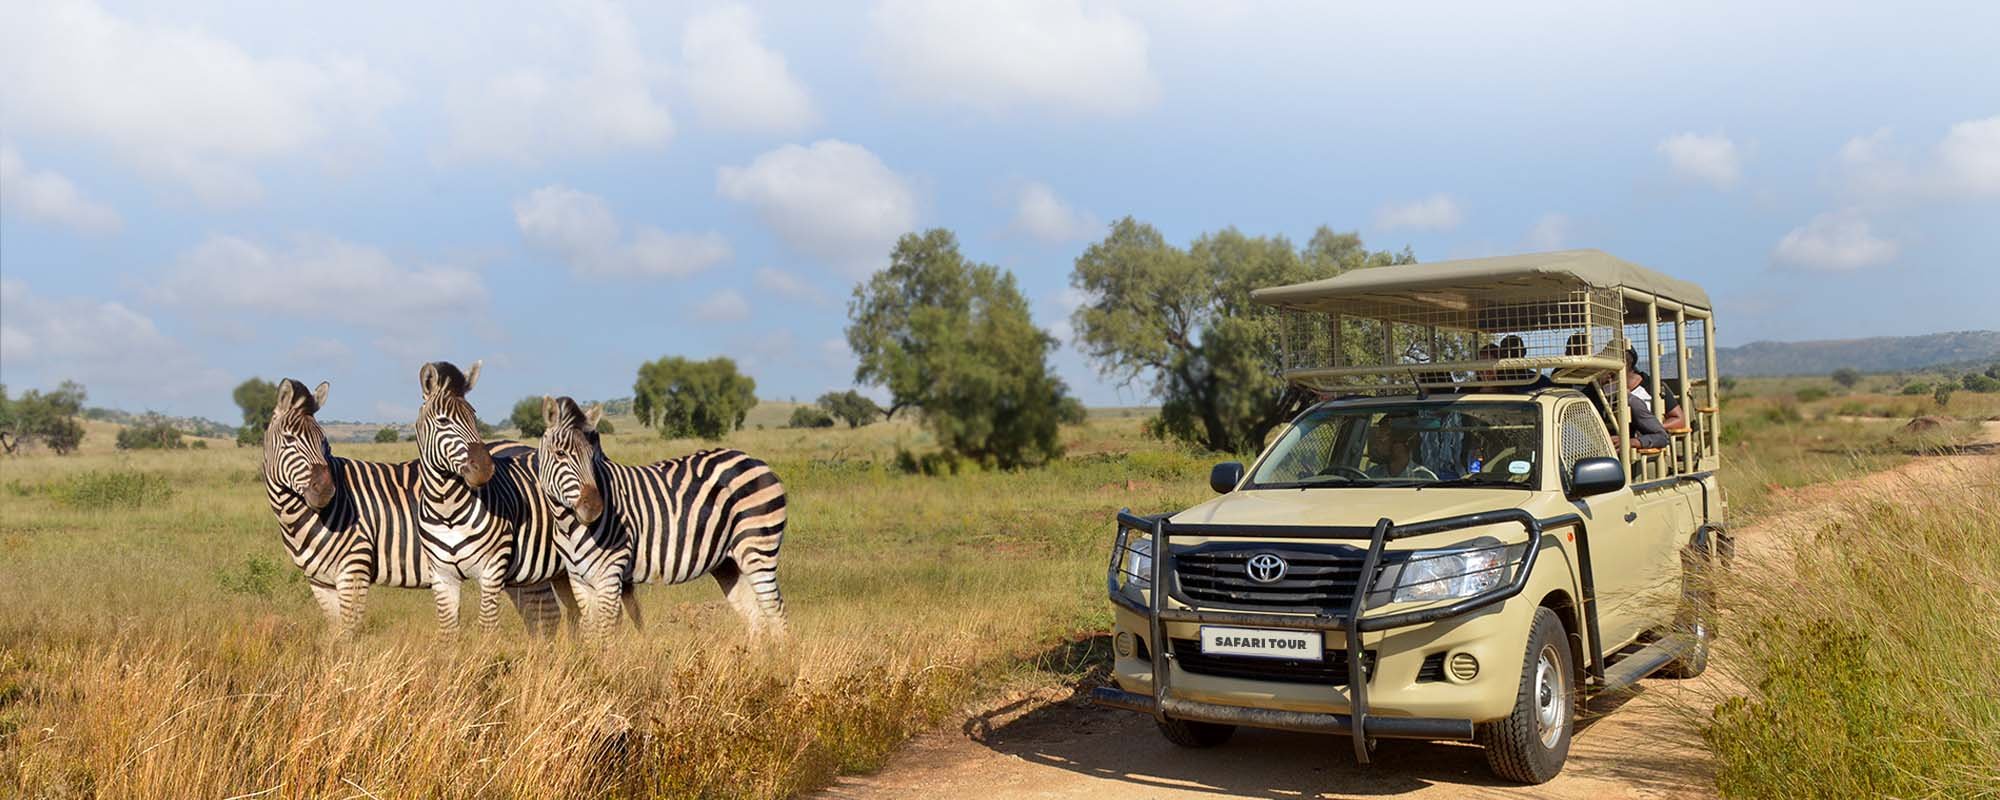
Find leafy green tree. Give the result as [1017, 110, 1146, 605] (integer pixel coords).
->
[816, 390, 884, 428]
[117, 413, 186, 450]
[1830, 368, 1860, 389]
[847, 229, 1076, 468]
[1933, 384, 1955, 408]
[788, 406, 836, 428]
[509, 396, 548, 437]
[233, 378, 279, 446]
[374, 427, 400, 443]
[632, 356, 758, 440]
[1070, 219, 1412, 453]
[0, 381, 88, 455]
[593, 417, 614, 434]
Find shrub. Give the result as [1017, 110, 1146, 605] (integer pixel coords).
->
[1961, 374, 2000, 393]
[374, 427, 399, 443]
[788, 406, 836, 429]
[817, 390, 883, 428]
[1901, 382, 1931, 396]
[191, 440, 208, 449]
[0, 381, 87, 455]
[116, 415, 186, 450]
[214, 556, 299, 598]
[1829, 368, 1860, 388]
[509, 396, 547, 437]
[43, 471, 174, 510]
[1933, 384, 1954, 408]
[593, 417, 614, 435]
[1759, 404, 1804, 425]
[1794, 387, 1829, 403]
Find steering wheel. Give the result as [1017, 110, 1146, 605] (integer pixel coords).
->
[1327, 465, 1370, 481]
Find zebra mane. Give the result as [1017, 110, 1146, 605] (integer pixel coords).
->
[425, 362, 471, 395]
[278, 378, 321, 415]
[550, 396, 589, 431]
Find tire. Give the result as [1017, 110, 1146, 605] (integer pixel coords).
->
[1659, 554, 1714, 679]
[1156, 717, 1236, 748]
[1478, 607, 1574, 784]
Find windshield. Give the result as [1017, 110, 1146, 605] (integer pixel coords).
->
[1250, 402, 1541, 489]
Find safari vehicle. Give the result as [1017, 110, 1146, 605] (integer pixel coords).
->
[1091, 250, 1729, 783]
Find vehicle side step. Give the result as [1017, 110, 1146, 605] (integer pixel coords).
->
[1596, 634, 1692, 692]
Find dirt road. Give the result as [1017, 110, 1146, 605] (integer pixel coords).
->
[820, 433, 1998, 800]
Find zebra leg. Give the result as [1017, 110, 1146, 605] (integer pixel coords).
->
[336, 563, 372, 639]
[309, 580, 344, 631]
[548, 574, 583, 639]
[729, 545, 788, 639]
[475, 573, 505, 634]
[583, 573, 624, 644]
[506, 584, 560, 639]
[713, 562, 784, 640]
[621, 581, 645, 633]
[430, 568, 463, 637]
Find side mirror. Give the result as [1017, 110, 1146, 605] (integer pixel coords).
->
[1569, 456, 1626, 498]
[1209, 461, 1245, 494]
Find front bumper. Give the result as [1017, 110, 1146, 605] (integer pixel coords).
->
[1096, 508, 1582, 763]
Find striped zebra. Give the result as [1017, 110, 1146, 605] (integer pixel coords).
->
[535, 396, 788, 640]
[413, 361, 578, 635]
[261, 377, 559, 637]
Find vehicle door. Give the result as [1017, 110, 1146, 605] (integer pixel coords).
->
[1554, 398, 1648, 652]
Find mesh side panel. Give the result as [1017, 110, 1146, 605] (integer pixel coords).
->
[1272, 287, 1623, 390]
[1559, 402, 1612, 474]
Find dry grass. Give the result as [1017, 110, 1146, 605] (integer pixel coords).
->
[0, 415, 1212, 799]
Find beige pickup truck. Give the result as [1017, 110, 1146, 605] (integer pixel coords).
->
[1093, 251, 1729, 783]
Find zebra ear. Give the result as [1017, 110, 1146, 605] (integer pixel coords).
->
[542, 395, 559, 427]
[585, 403, 604, 430]
[276, 379, 297, 408]
[419, 363, 440, 397]
[312, 382, 330, 411]
[464, 360, 482, 392]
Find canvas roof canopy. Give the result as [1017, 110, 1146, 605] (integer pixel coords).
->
[1250, 249, 1711, 321]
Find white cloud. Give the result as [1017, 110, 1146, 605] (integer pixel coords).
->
[1657, 132, 1741, 190]
[1843, 115, 2000, 201]
[1011, 181, 1100, 243]
[514, 185, 730, 278]
[0, 0, 400, 205]
[441, 0, 672, 164]
[1936, 116, 2000, 196]
[680, 4, 816, 134]
[717, 140, 918, 276]
[0, 145, 122, 234]
[1373, 194, 1463, 232]
[870, 0, 1159, 116]
[151, 234, 488, 338]
[0, 278, 225, 404]
[1524, 212, 1572, 251]
[1771, 211, 1897, 271]
[695, 289, 751, 322]
[754, 267, 831, 306]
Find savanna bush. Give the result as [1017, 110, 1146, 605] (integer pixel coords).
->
[42, 470, 174, 510]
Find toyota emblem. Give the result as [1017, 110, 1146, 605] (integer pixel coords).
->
[1246, 553, 1288, 584]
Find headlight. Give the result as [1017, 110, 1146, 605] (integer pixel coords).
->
[1119, 534, 1154, 589]
[1383, 544, 1508, 603]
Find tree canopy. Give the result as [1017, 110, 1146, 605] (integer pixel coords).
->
[233, 378, 279, 446]
[816, 390, 883, 428]
[374, 427, 400, 443]
[787, 405, 836, 429]
[632, 356, 758, 440]
[1070, 219, 1413, 453]
[117, 414, 187, 450]
[847, 228, 1075, 468]
[0, 381, 87, 455]
[510, 396, 547, 437]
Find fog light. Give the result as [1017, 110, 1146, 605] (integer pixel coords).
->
[1115, 632, 1135, 658]
[1448, 652, 1480, 682]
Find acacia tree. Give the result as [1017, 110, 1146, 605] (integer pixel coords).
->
[233, 378, 279, 446]
[0, 381, 87, 455]
[816, 390, 883, 428]
[1070, 219, 1412, 453]
[847, 229, 1076, 468]
[632, 356, 757, 440]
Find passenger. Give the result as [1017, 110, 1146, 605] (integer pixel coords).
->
[1365, 430, 1440, 480]
[1565, 332, 1591, 357]
[1493, 334, 1554, 390]
[1623, 348, 1687, 430]
[1473, 343, 1503, 393]
[1600, 354, 1671, 450]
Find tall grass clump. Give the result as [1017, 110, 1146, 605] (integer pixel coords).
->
[40, 470, 175, 510]
[1703, 474, 2000, 799]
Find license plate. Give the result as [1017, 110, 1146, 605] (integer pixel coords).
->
[1198, 626, 1323, 660]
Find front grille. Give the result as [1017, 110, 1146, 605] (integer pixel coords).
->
[1172, 544, 1375, 612]
[1418, 652, 1447, 682]
[1170, 638, 1374, 686]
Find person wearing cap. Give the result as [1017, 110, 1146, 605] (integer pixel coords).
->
[1601, 350, 1671, 450]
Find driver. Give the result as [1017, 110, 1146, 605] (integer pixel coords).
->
[1365, 430, 1440, 480]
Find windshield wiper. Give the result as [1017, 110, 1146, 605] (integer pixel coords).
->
[1422, 474, 1533, 489]
[1257, 476, 1364, 489]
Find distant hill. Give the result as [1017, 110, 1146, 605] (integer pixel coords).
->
[81, 408, 237, 439]
[1718, 331, 2000, 376]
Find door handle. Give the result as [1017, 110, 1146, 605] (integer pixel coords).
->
[1624, 511, 1638, 523]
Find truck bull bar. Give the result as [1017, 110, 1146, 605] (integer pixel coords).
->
[1091, 507, 1592, 764]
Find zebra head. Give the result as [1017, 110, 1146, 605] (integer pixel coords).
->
[536, 396, 605, 525]
[264, 378, 335, 509]
[416, 360, 495, 488]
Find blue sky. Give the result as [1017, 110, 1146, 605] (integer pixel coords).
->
[2, 0, 1996, 423]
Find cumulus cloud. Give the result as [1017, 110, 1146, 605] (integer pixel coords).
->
[681, 4, 816, 134]
[1771, 211, 1897, 271]
[442, 0, 672, 164]
[1524, 212, 1572, 251]
[1011, 181, 1100, 243]
[1374, 194, 1463, 232]
[754, 267, 830, 306]
[514, 185, 730, 278]
[150, 234, 489, 340]
[717, 140, 918, 275]
[870, 0, 1159, 116]
[1841, 115, 2000, 201]
[0, 145, 122, 234]
[0, 0, 399, 205]
[695, 289, 751, 322]
[1658, 132, 1741, 190]
[0, 278, 225, 405]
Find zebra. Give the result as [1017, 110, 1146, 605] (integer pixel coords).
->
[260, 377, 560, 637]
[413, 360, 580, 635]
[534, 396, 788, 640]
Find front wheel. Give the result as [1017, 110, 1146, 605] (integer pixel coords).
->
[1478, 607, 1574, 783]
[1156, 717, 1236, 748]
[1659, 555, 1715, 679]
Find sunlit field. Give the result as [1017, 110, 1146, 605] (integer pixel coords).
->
[1, 380, 1993, 798]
